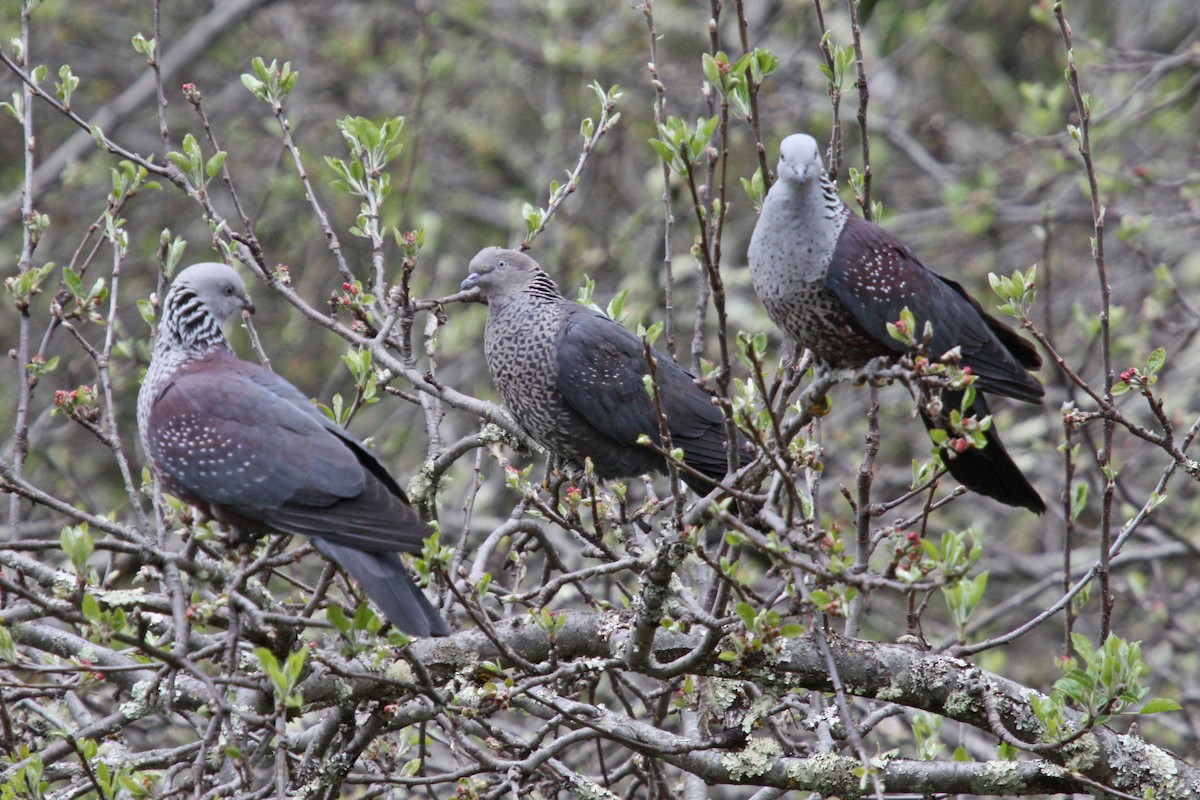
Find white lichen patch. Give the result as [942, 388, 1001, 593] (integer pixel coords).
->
[944, 690, 977, 716]
[786, 752, 860, 795]
[92, 588, 145, 606]
[977, 761, 1024, 794]
[76, 643, 99, 666]
[742, 689, 780, 733]
[595, 609, 626, 639]
[238, 650, 261, 672]
[118, 680, 158, 718]
[907, 656, 954, 692]
[431, 640, 481, 670]
[876, 679, 903, 701]
[570, 776, 622, 800]
[478, 423, 517, 446]
[385, 659, 415, 683]
[721, 736, 782, 780]
[1139, 737, 1180, 784]
[1109, 733, 1193, 799]
[1062, 731, 1099, 772]
[710, 677, 743, 713]
[451, 679, 485, 709]
[404, 467, 442, 509]
[53, 569, 78, 595]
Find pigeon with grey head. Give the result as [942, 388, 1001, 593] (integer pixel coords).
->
[138, 262, 448, 636]
[462, 247, 749, 495]
[748, 134, 1044, 513]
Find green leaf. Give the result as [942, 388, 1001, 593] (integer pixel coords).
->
[62, 266, 82, 298]
[205, 151, 227, 178]
[752, 48, 779, 80]
[741, 168, 765, 210]
[255, 647, 281, 681]
[606, 289, 628, 321]
[639, 320, 663, 346]
[167, 151, 191, 174]
[283, 648, 306, 686]
[1136, 698, 1180, 715]
[1071, 632, 1096, 662]
[1146, 347, 1165, 374]
[130, 33, 155, 60]
[734, 602, 757, 630]
[701, 52, 723, 88]
[1070, 482, 1087, 523]
[251, 56, 269, 80]
[0, 623, 22, 662]
[81, 593, 101, 623]
[136, 297, 156, 326]
[353, 601, 381, 633]
[55, 64, 79, 107]
[241, 73, 265, 99]
[60, 523, 94, 573]
[648, 138, 676, 165]
[326, 603, 351, 634]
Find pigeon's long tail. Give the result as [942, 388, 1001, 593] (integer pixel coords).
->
[312, 540, 450, 637]
[678, 430, 758, 499]
[920, 391, 1045, 514]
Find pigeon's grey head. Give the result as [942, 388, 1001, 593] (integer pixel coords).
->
[461, 247, 543, 298]
[166, 262, 255, 325]
[776, 134, 824, 188]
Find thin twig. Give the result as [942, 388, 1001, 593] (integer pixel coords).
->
[1054, 0, 1114, 638]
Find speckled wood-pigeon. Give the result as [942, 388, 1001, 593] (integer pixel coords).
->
[748, 134, 1044, 513]
[462, 247, 748, 495]
[138, 262, 448, 635]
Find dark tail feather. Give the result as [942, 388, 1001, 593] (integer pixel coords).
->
[312, 540, 450, 637]
[680, 432, 759, 502]
[921, 393, 1045, 514]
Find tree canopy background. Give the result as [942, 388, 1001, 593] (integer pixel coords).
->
[1, 0, 1199, 798]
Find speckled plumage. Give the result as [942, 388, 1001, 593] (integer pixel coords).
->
[138, 263, 447, 636]
[464, 247, 743, 494]
[748, 134, 1045, 513]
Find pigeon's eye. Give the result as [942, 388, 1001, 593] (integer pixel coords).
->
[496, 259, 509, 269]
[223, 285, 235, 295]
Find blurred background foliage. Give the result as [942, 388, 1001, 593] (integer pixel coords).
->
[3, 0, 1200, 773]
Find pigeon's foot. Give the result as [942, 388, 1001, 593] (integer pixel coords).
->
[807, 395, 832, 416]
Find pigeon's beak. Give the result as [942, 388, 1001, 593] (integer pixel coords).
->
[242, 297, 256, 315]
[460, 273, 481, 292]
[779, 159, 802, 185]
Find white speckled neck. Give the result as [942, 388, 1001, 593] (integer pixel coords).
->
[156, 283, 232, 356]
[138, 287, 233, 457]
[773, 168, 848, 258]
[749, 164, 850, 297]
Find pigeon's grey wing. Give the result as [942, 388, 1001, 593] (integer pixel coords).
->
[556, 309, 733, 486]
[147, 356, 428, 553]
[824, 215, 1042, 402]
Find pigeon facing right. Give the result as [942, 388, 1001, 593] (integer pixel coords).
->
[463, 247, 746, 495]
[139, 263, 448, 636]
[747, 133, 1045, 513]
